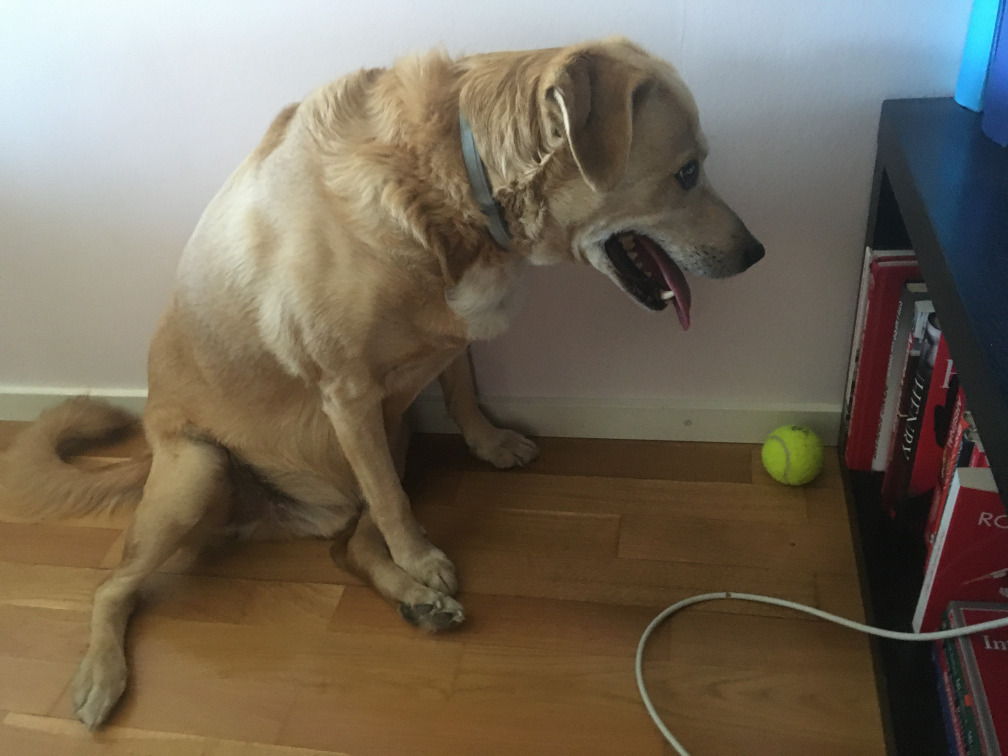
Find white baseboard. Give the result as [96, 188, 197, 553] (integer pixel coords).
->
[0, 387, 148, 422]
[409, 395, 841, 444]
[0, 386, 840, 445]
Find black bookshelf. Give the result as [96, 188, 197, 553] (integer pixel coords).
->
[848, 98, 1008, 755]
[868, 98, 1008, 504]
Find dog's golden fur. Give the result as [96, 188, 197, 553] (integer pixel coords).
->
[0, 38, 762, 729]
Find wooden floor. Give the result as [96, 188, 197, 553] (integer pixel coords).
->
[0, 422, 886, 755]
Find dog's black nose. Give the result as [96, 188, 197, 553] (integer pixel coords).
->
[744, 242, 765, 269]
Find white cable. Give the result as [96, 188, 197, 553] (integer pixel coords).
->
[636, 591, 1008, 756]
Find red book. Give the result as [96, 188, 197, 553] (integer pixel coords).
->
[843, 249, 905, 423]
[873, 285, 932, 472]
[909, 326, 956, 497]
[972, 438, 991, 469]
[926, 390, 970, 556]
[913, 466, 1004, 632]
[947, 602, 1008, 754]
[881, 316, 957, 516]
[843, 251, 919, 471]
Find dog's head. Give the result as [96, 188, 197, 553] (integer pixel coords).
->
[478, 39, 764, 330]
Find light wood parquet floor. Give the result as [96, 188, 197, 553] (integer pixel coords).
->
[0, 422, 886, 755]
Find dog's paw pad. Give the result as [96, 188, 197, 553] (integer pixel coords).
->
[399, 596, 465, 632]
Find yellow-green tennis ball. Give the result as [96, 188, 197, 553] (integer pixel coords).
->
[761, 425, 824, 485]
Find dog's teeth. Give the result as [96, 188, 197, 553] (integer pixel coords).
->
[661, 291, 676, 301]
[619, 235, 635, 252]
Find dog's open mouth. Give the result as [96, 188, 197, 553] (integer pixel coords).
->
[603, 232, 692, 329]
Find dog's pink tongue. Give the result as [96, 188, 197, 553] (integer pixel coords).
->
[638, 237, 692, 330]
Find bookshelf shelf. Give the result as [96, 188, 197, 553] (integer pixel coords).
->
[848, 97, 1008, 755]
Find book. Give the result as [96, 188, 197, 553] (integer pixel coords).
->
[926, 395, 973, 556]
[909, 320, 956, 498]
[842, 248, 876, 425]
[873, 283, 933, 472]
[948, 601, 1008, 754]
[925, 412, 993, 557]
[944, 623, 987, 755]
[934, 641, 970, 755]
[943, 609, 988, 755]
[973, 435, 991, 469]
[914, 466, 1005, 632]
[881, 314, 956, 517]
[843, 249, 907, 421]
[843, 252, 920, 471]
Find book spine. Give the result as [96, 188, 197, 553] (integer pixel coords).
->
[909, 327, 956, 498]
[970, 437, 990, 469]
[843, 259, 920, 470]
[926, 391, 970, 556]
[881, 313, 943, 517]
[872, 285, 931, 471]
[842, 247, 876, 426]
[951, 603, 1006, 755]
[871, 295, 907, 472]
[934, 641, 969, 755]
[879, 333, 920, 511]
[914, 469, 961, 631]
[943, 618, 984, 755]
[928, 414, 988, 557]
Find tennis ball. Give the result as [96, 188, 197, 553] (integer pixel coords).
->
[761, 425, 824, 485]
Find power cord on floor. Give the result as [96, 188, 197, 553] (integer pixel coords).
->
[636, 591, 1008, 756]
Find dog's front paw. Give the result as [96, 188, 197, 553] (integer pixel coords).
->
[399, 546, 459, 596]
[469, 427, 539, 469]
[399, 594, 465, 632]
[72, 645, 128, 730]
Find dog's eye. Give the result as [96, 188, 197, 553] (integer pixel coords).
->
[675, 160, 700, 191]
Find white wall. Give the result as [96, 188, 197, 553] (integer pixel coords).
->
[0, 1, 971, 441]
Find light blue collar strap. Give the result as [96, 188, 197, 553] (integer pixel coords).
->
[459, 111, 511, 249]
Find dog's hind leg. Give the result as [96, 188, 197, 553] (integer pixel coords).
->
[72, 436, 230, 729]
[346, 511, 464, 632]
[438, 350, 538, 469]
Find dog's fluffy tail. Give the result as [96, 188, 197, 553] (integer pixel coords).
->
[0, 397, 152, 519]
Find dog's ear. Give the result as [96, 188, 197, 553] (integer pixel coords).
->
[543, 51, 644, 192]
